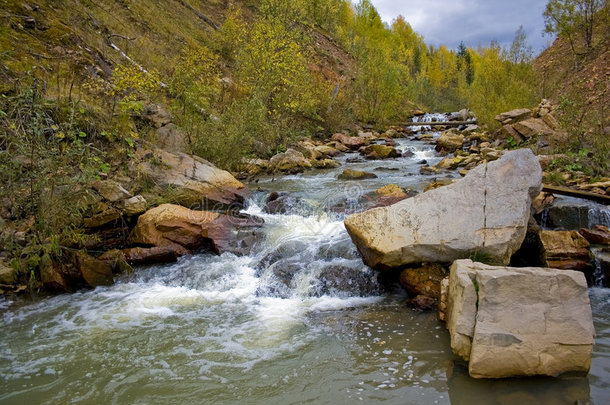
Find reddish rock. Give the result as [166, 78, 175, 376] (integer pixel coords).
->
[128, 204, 260, 258]
[399, 263, 448, 299]
[540, 230, 593, 271]
[331, 133, 369, 150]
[579, 226, 610, 245]
[122, 246, 179, 265]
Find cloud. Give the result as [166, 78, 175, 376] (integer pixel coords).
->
[370, 0, 552, 53]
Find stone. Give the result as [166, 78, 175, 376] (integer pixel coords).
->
[361, 144, 400, 159]
[345, 149, 542, 270]
[136, 149, 245, 210]
[331, 133, 369, 150]
[128, 204, 258, 257]
[540, 230, 593, 271]
[312, 159, 341, 169]
[128, 204, 221, 256]
[544, 201, 591, 230]
[293, 141, 322, 160]
[512, 118, 555, 139]
[40, 254, 71, 291]
[122, 246, 179, 265]
[97, 250, 133, 274]
[436, 130, 464, 153]
[92, 180, 132, 202]
[83, 207, 121, 229]
[399, 263, 447, 299]
[141, 104, 171, 128]
[541, 113, 559, 130]
[496, 124, 524, 144]
[122, 195, 147, 216]
[313, 264, 382, 297]
[314, 145, 340, 158]
[269, 148, 312, 174]
[419, 165, 441, 175]
[436, 156, 467, 170]
[494, 108, 532, 124]
[155, 123, 186, 153]
[75, 252, 113, 287]
[375, 184, 406, 198]
[446, 259, 594, 379]
[337, 169, 377, 180]
[579, 226, 610, 245]
[326, 141, 349, 153]
[240, 158, 270, 177]
[0, 260, 16, 285]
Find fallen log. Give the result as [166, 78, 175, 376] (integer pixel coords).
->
[542, 184, 610, 204]
[401, 120, 477, 128]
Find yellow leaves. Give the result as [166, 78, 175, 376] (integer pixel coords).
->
[110, 64, 160, 102]
[235, 17, 316, 117]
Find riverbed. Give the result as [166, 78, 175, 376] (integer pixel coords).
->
[1, 129, 609, 404]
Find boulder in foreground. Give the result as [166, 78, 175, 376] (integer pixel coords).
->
[344, 149, 542, 269]
[128, 204, 259, 257]
[445, 259, 594, 379]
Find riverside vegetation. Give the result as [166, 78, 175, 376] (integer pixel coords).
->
[1, 0, 610, 399]
[0, 1, 609, 292]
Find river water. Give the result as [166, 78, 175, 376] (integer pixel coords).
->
[1, 128, 609, 404]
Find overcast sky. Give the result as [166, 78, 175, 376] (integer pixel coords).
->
[370, 0, 553, 54]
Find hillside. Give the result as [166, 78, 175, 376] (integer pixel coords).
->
[532, 15, 609, 176]
[535, 32, 609, 128]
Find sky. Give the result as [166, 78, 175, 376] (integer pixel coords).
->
[370, 0, 553, 54]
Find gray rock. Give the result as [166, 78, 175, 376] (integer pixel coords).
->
[122, 195, 147, 216]
[344, 149, 542, 269]
[446, 259, 594, 378]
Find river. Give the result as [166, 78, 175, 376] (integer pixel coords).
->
[1, 124, 609, 404]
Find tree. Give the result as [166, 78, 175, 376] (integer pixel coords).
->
[544, 0, 606, 53]
[457, 41, 475, 85]
[507, 26, 533, 64]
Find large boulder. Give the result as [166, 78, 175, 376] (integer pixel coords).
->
[345, 149, 542, 270]
[446, 259, 594, 378]
[435, 130, 464, 153]
[360, 144, 400, 159]
[136, 149, 245, 210]
[269, 148, 312, 174]
[128, 204, 258, 257]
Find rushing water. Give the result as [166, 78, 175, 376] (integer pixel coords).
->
[1, 126, 609, 404]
